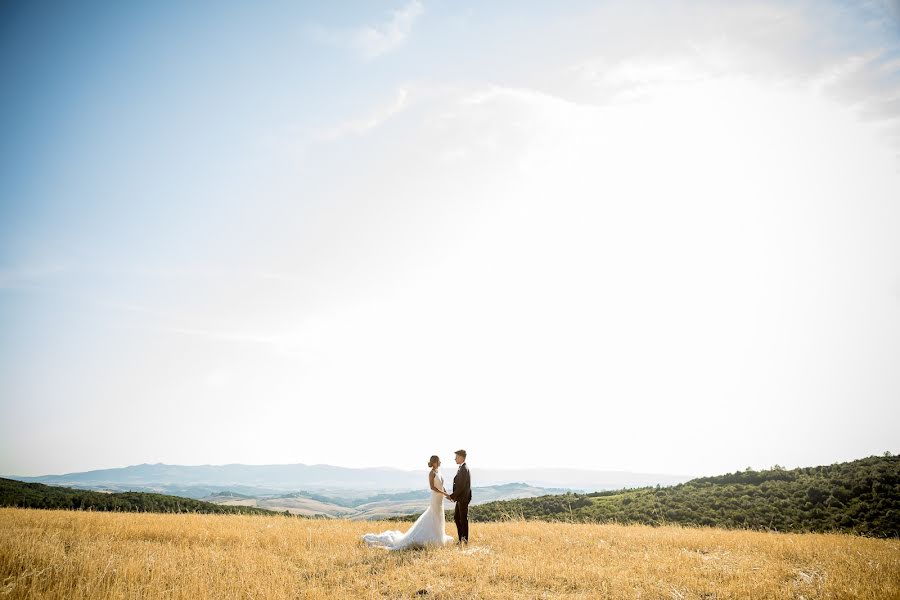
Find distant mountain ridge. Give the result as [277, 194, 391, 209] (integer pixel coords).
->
[4, 462, 691, 497]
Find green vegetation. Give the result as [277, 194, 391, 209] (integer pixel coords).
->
[0, 478, 279, 516]
[466, 455, 899, 538]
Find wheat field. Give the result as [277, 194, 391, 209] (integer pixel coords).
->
[0, 508, 897, 599]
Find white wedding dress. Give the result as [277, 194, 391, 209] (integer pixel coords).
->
[362, 469, 454, 550]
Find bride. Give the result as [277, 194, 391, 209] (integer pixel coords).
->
[362, 455, 455, 550]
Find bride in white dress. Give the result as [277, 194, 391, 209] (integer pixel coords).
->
[362, 455, 455, 550]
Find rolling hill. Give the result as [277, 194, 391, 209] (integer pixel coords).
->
[199, 482, 568, 519]
[457, 454, 899, 538]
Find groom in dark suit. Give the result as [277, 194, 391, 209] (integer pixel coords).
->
[448, 449, 471, 544]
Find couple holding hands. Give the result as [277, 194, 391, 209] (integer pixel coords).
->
[362, 449, 471, 550]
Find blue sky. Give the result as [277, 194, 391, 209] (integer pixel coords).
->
[1, 0, 899, 476]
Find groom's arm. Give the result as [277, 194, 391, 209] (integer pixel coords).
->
[448, 472, 459, 501]
[459, 468, 471, 501]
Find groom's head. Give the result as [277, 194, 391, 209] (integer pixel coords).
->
[454, 449, 466, 465]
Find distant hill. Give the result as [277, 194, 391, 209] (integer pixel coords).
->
[459, 455, 899, 538]
[0, 478, 277, 516]
[201, 482, 570, 519]
[2, 462, 690, 498]
[0, 475, 574, 520]
[3, 463, 425, 493]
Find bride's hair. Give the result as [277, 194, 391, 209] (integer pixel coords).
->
[428, 455, 440, 468]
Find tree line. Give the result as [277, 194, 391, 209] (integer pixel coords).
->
[0, 477, 285, 516]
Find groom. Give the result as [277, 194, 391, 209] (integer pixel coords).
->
[447, 449, 471, 544]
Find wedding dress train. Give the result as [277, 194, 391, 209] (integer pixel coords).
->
[362, 470, 454, 550]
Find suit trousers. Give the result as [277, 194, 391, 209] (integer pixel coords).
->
[454, 500, 469, 542]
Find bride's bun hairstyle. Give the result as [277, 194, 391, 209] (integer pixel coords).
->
[428, 455, 440, 467]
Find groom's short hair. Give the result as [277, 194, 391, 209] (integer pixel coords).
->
[455, 449, 467, 458]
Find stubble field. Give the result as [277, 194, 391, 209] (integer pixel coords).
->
[0, 507, 897, 599]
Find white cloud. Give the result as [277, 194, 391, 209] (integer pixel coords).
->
[306, 1, 424, 61]
[544, 0, 900, 159]
[313, 87, 412, 142]
[308, 82, 467, 145]
[352, 0, 423, 60]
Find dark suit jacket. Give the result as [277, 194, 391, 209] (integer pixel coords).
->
[450, 463, 472, 504]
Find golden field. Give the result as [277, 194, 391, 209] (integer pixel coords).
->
[0, 507, 897, 599]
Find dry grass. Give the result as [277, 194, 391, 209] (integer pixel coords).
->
[0, 507, 897, 599]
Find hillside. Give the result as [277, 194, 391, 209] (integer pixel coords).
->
[0, 477, 275, 516]
[1, 508, 897, 599]
[464, 455, 900, 538]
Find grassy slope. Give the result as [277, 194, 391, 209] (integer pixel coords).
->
[0, 508, 897, 599]
[467, 455, 900, 538]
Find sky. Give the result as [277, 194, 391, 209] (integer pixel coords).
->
[1, 0, 899, 478]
